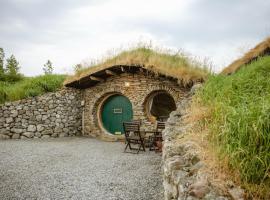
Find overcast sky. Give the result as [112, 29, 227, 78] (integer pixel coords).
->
[0, 0, 269, 76]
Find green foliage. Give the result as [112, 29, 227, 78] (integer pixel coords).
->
[0, 74, 66, 104]
[43, 60, 53, 74]
[0, 48, 64, 104]
[197, 56, 270, 186]
[5, 55, 22, 82]
[6, 55, 20, 75]
[0, 48, 4, 75]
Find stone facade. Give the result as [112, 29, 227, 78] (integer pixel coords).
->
[83, 72, 187, 140]
[0, 88, 82, 139]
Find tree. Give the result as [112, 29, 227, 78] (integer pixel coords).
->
[6, 55, 20, 76]
[5, 55, 21, 82]
[43, 60, 53, 74]
[0, 48, 4, 75]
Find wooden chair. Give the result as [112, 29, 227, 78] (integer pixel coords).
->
[157, 116, 169, 122]
[131, 119, 142, 125]
[123, 122, 146, 154]
[149, 121, 166, 151]
[123, 120, 141, 144]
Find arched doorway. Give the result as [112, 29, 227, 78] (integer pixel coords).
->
[145, 91, 176, 121]
[101, 94, 133, 134]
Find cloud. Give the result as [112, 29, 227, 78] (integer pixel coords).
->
[0, 0, 269, 75]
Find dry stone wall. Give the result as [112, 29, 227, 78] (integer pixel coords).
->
[0, 88, 82, 139]
[162, 85, 236, 200]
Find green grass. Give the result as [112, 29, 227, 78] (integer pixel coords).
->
[196, 56, 270, 198]
[0, 74, 66, 104]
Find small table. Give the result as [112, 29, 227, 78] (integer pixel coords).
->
[140, 129, 162, 151]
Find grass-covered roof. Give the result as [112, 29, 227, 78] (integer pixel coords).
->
[222, 37, 270, 75]
[64, 47, 209, 88]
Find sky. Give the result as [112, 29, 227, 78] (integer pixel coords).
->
[0, 0, 269, 76]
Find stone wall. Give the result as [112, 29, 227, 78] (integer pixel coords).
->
[162, 85, 244, 200]
[0, 88, 82, 139]
[83, 72, 187, 140]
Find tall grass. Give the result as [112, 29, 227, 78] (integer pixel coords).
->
[196, 56, 270, 198]
[0, 74, 66, 104]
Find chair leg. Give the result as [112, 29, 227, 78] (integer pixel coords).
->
[124, 141, 132, 152]
[124, 139, 146, 154]
[150, 136, 156, 151]
[128, 142, 133, 150]
[149, 136, 153, 151]
[124, 143, 129, 152]
[137, 143, 142, 154]
[141, 140, 146, 151]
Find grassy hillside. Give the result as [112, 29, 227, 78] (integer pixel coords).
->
[65, 47, 210, 87]
[195, 56, 270, 198]
[0, 74, 66, 104]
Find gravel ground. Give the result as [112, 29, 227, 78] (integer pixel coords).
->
[0, 137, 163, 200]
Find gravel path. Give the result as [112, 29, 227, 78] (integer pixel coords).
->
[0, 137, 163, 200]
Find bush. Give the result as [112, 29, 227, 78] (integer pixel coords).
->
[0, 73, 23, 82]
[0, 74, 66, 104]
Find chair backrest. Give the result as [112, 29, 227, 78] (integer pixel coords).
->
[131, 119, 142, 126]
[123, 122, 140, 138]
[157, 116, 169, 122]
[156, 121, 166, 132]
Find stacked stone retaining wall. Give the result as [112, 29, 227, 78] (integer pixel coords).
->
[0, 88, 82, 139]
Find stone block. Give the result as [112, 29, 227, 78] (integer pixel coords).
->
[36, 124, 44, 132]
[6, 117, 13, 124]
[228, 187, 244, 200]
[41, 135, 50, 139]
[188, 180, 210, 199]
[27, 125, 36, 132]
[0, 134, 10, 139]
[41, 129, 53, 135]
[23, 132, 34, 138]
[11, 128, 23, 134]
[54, 127, 63, 133]
[10, 110, 18, 117]
[35, 132, 42, 138]
[12, 134, 20, 139]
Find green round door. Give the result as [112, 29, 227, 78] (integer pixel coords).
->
[101, 95, 133, 135]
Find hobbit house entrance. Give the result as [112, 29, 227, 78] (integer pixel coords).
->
[64, 65, 188, 141]
[101, 94, 133, 135]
